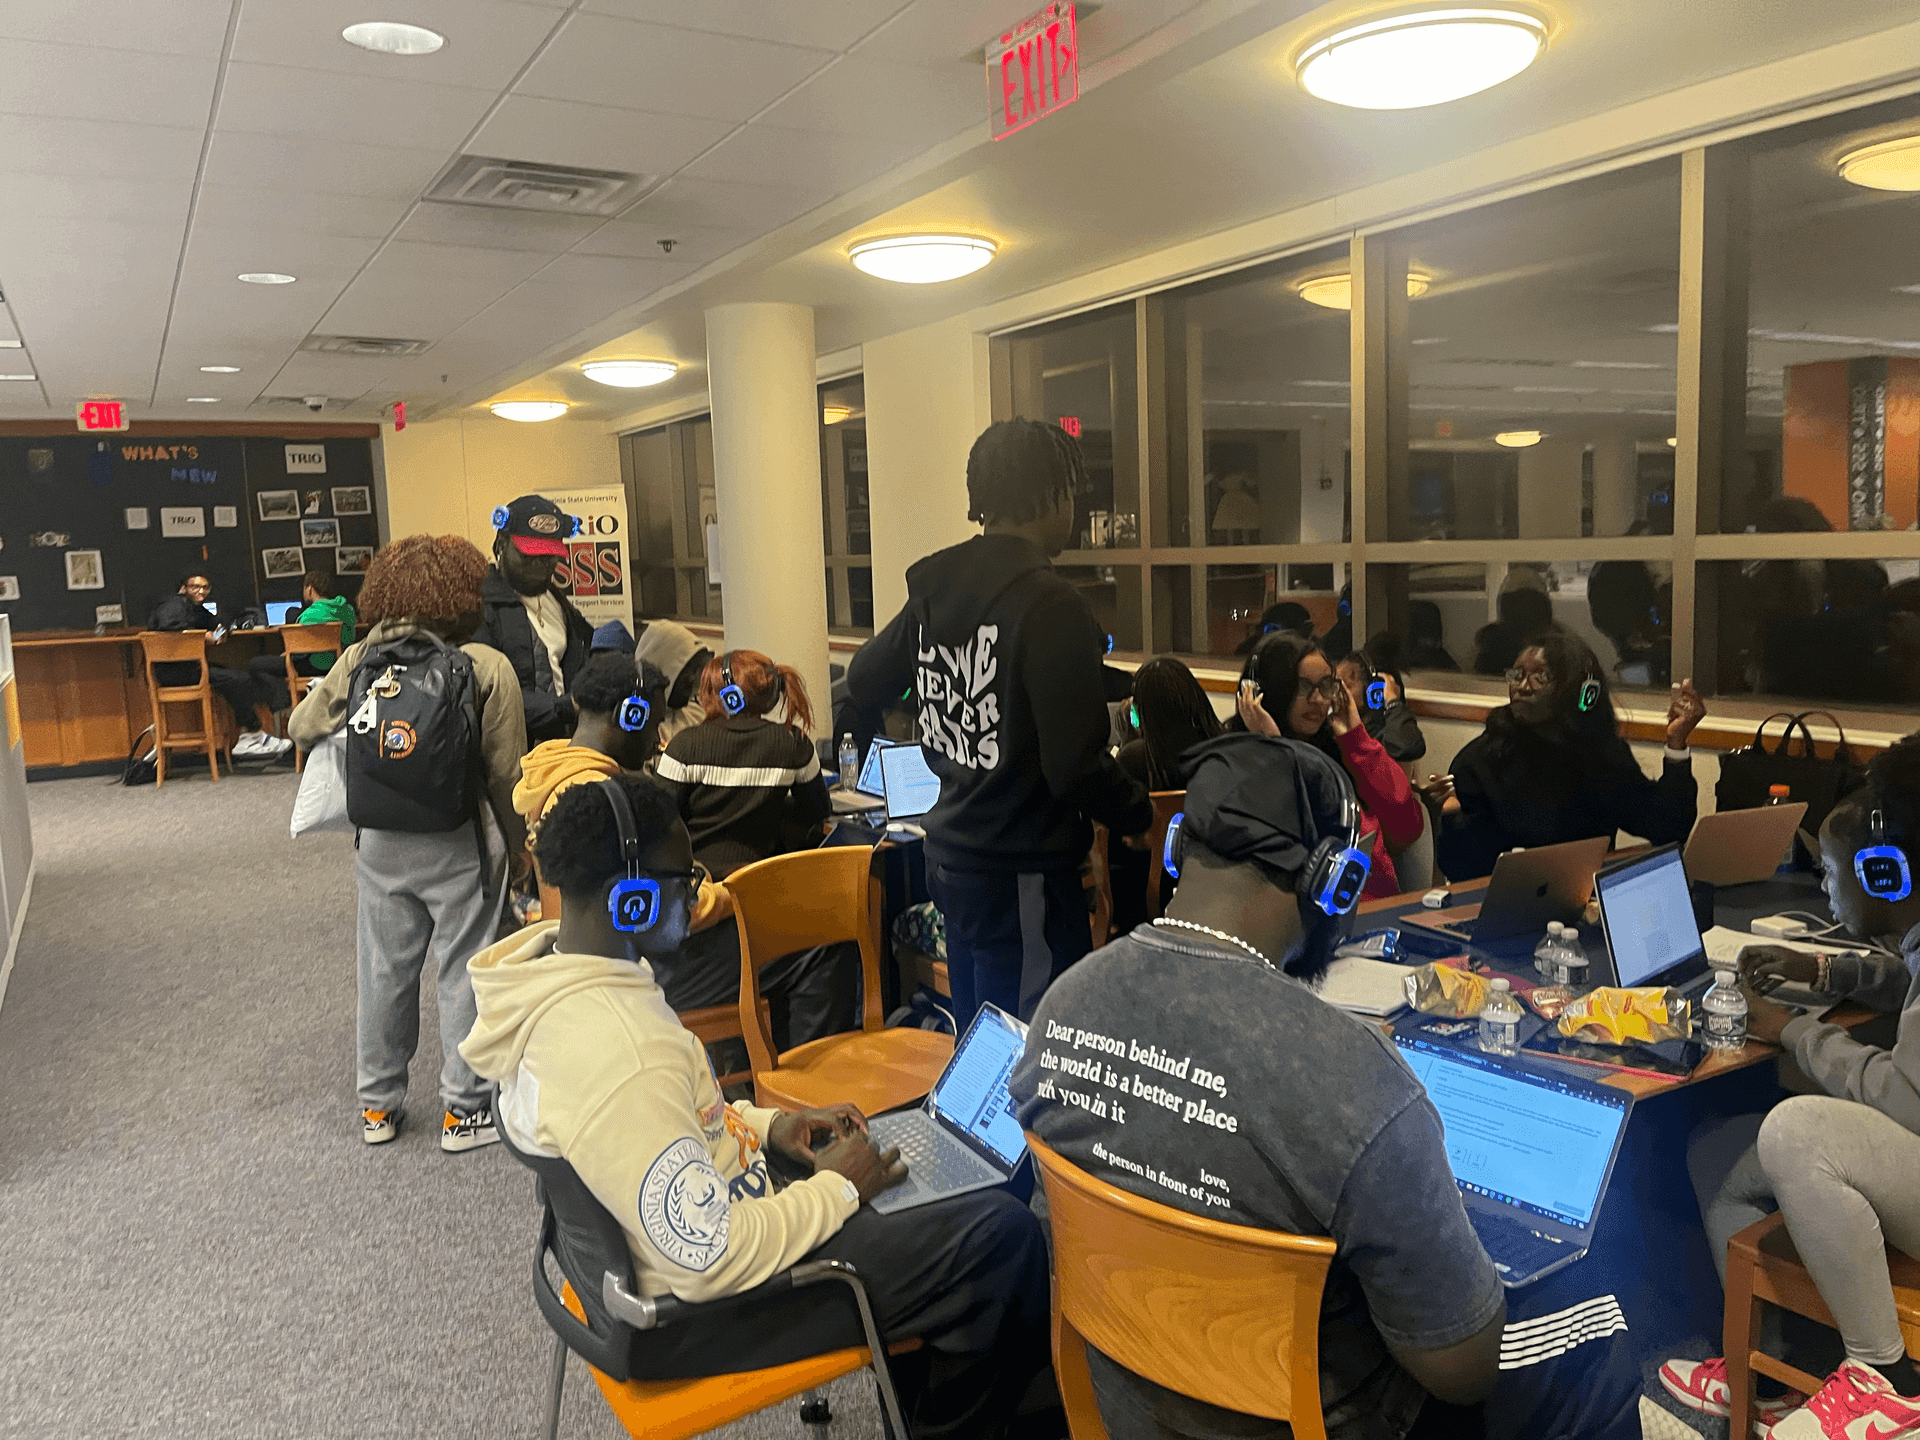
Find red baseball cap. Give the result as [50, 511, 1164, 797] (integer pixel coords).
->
[510, 533, 568, 557]
[494, 494, 575, 556]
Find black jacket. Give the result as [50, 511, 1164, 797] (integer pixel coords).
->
[1362, 699, 1427, 764]
[1436, 710, 1696, 880]
[471, 569, 594, 746]
[147, 592, 222, 686]
[848, 534, 1151, 873]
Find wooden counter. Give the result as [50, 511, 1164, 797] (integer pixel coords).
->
[13, 631, 153, 770]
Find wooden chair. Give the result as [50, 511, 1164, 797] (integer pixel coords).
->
[1146, 791, 1185, 920]
[1028, 1134, 1338, 1440]
[726, 846, 953, 1115]
[137, 630, 229, 785]
[1086, 822, 1114, 947]
[277, 621, 341, 771]
[1724, 1213, 1920, 1439]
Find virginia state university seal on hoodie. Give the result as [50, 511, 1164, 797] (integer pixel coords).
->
[639, 1136, 732, 1271]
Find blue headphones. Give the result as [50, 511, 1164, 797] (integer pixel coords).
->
[1855, 806, 1912, 902]
[615, 693, 651, 733]
[1161, 758, 1372, 917]
[595, 778, 662, 933]
[717, 653, 748, 716]
[1352, 651, 1386, 710]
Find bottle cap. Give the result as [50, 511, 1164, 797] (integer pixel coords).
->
[1714, 968, 1736, 982]
[1769, 784, 1791, 797]
[1490, 977, 1511, 991]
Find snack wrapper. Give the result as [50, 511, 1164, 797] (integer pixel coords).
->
[1557, 986, 1691, 1045]
[1525, 985, 1577, 1020]
[1405, 961, 1490, 1018]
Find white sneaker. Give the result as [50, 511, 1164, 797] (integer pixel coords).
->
[1769, 1360, 1920, 1439]
[231, 731, 266, 756]
[257, 733, 293, 757]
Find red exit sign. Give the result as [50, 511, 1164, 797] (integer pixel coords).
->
[989, 1, 1079, 140]
[76, 399, 128, 432]
[1059, 415, 1082, 437]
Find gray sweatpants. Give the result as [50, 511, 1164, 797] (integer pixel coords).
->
[354, 826, 502, 1116]
[1689, 1097, 1920, 1367]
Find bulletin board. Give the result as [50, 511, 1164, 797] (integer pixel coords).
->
[0, 434, 379, 634]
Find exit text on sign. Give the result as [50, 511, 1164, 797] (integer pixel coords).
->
[988, 2, 1078, 140]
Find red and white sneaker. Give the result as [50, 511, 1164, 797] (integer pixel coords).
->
[1769, 1361, 1920, 1440]
[1659, 1357, 1804, 1434]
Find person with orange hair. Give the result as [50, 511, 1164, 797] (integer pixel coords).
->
[289, 533, 528, 1155]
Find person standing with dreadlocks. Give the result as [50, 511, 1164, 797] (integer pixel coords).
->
[848, 419, 1152, 1033]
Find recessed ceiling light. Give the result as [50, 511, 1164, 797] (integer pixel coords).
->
[199, 364, 241, 373]
[342, 21, 446, 55]
[849, 235, 997, 284]
[0, 372, 37, 381]
[490, 401, 569, 422]
[822, 405, 853, 424]
[1666, 436, 1678, 447]
[1295, 8, 1547, 110]
[1838, 134, 1920, 191]
[1296, 271, 1431, 310]
[0, 340, 21, 348]
[581, 359, 677, 388]
[237, 272, 296, 285]
[1494, 429, 1543, 447]
[1569, 359, 1666, 369]
[187, 396, 221, 403]
[1410, 336, 1448, 346]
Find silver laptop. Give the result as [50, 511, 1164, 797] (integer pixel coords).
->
[1396, 1034, 1633, 1287]
[1403, 835, 1610, 946]
[1683, 803, 1807, 888]
[867, 1004, 1029, 1215]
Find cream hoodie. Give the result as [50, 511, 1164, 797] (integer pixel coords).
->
[461, 922, 859, 1300]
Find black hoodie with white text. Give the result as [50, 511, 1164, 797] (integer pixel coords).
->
[847, 533, 1151, 873]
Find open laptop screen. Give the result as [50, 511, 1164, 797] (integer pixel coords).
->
[1396, 1037, 1630, 1231]
[1596, 846, 1703, 988]
[265, 601, 301, 625]
[854, 738, 895, 797]
[929, 1005, 1028, 1168]
[878, 743, 940, 820]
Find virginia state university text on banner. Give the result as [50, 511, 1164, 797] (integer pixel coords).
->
[534, 486, 631, 631]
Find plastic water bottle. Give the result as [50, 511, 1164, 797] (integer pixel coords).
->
[837, 733, 859, 791]
[1768, 784, 1796, 871]
[1534, 922, 1564, 977]
[1549, 927, 1590, 988]
[1701, 969, 1749, 1051]
[1479, 979, 1523, 1057]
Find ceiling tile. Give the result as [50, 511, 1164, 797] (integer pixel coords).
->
[0, 0, 233, 58]
[201, 131, 450, 203]
[0, 174, 192, 228]
[852, 0, 1040, 65]
[178, 228, 385, 275]
[468, 95, 734, 176]
[532, 251, 693, 296]
[514, 14, 834, 122]
[682, 122, 922, 190]
[216, 62, 497, 150]
[755, 55, 984, 146]
[0, 38, 218, 128]
[191, 185, 410, 244]
[621, 175, 829, 233]
[569, 218, 753, 264]
[366, 239, 558, 286]
[0, 115, 203, 182]
[580, 0, 912, 53]
[392, 202, 604, 254]
[230, 0, 561, 91]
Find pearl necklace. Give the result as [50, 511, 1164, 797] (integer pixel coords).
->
[1151, 917, 1276, 971]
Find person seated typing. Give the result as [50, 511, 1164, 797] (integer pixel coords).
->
[513, 653, 852, 1049]
[460, 776, 1051, 1440]
[248, 568, 356, 713]
[1661, 735, 1920, 1439]
[1424, 625, 1704, 880]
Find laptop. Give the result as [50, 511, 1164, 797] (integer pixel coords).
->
[1395, 1034, 1634, 1287]
[867, 1004, 1029, 1215]
[876, 742, 940, 823]
[1682, 803, 1807, 888]
[830, 738, 891, 814]
[265, 601, 302, 625]
[1592, 844, 1712, 997]
[1402, 836, 1609, 946]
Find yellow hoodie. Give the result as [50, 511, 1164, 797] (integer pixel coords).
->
[461, 922, 859, 1301]
[512, 739, 732, 932]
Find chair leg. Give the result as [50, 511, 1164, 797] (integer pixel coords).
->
[800, 1387, 832, 1435]
[1724, 1253, 1761, 1440]
[544, 1333, 566, 1440]
[203, 695, 220, 781]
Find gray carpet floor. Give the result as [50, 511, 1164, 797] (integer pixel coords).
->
[0, 768, 878, 1439]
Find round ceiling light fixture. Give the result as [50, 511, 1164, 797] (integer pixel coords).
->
[237, 272, 296, 285]
[849, 235, 997, 284]
[199, 365, 241, 373]
[1494, 429, 1544, 448]
[581, 359, 677, 388]
[1295, 270, 1431, 310]
[342, 21, 446, 55]
[490, 400, 569, 423]
[1836, 134, 1920, 191]
[1295, 8, 1547, 110]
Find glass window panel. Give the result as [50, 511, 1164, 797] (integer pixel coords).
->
[1364, 563, 1484, 680]
[1701, 558, 1919, 708]
[1151, 565, 1195, 654]
[849, 567, 873, 631]
[1055, 564, 1142, 651]
[1156, 245, 1351, 549]
[1386, 158, 1683, 541]
[1002, 303, 1140, 550]
[819, 376, 868, 557]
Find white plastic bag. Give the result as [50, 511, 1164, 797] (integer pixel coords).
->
[289, 733, 352, 838]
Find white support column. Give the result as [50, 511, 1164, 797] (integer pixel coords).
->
[1517, 436, 1585, 539]
[1592, 429, 1640, 538]
[705, 302, 832, 719]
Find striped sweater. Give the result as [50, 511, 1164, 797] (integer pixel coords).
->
[655, 716, 832, 878]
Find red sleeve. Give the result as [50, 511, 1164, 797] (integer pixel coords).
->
[1336, 725, 1422, 850]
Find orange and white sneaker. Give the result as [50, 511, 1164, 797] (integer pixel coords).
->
[1659, 1356, 1804, 1434]
[1769, 1360, 1920, 1440]
[441, 1103, 499, 1153]
[362, 1109, 400, 1145]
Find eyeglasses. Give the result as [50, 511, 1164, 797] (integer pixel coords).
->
[1504, 667, 1553, 691]
[1295, 676, 1345, 703]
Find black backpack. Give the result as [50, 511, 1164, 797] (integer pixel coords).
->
[344, 631, 481, 833]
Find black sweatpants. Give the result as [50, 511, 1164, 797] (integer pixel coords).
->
[248, 651, 322, 713]
[927, 863, 1090, 1032]
[157, 660, 266, 731]
[649, 920, 860, 1051]
[626, 1188, 1052, 1440]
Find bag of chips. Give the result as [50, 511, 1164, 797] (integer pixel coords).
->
[1557, 986, 1692, 1045]
[1405, 961, 1490, 1018]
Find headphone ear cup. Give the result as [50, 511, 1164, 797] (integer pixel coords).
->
[1578, 677, 1601, 713]
[1163, 813, 1184, 879]
[608, 878, 662, 932]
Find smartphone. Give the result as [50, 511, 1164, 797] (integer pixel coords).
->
[1239, 678, 1262, 701]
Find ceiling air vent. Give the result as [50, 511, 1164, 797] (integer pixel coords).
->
[424, 154, 652, 217]
[300, 334, 432, 358]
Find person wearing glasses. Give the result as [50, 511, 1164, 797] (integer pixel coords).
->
[1421, 625, 1705, 882]
[1232, 631, 1424, 899]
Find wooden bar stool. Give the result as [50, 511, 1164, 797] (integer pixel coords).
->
[137, 630, 229, 785]
[277, 621, 341, 771]
[1724, 1213, 1920, 1438]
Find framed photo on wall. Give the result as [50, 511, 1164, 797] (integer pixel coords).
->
[258, 489, 300, 522]
[301, 518, 340, 548]
[65, 550, 104, 590]
[331, 486, 372, 516]
[334, 545, 374, 576]
[262, 546, 305, 580]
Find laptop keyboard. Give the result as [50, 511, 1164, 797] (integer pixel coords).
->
[870, 1115, 999, 1199]
[1472, 1216, 1571, 1279]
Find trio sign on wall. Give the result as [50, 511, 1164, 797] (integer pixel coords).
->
[533, 486, 630, 631]
[285, 444, 327, 474]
